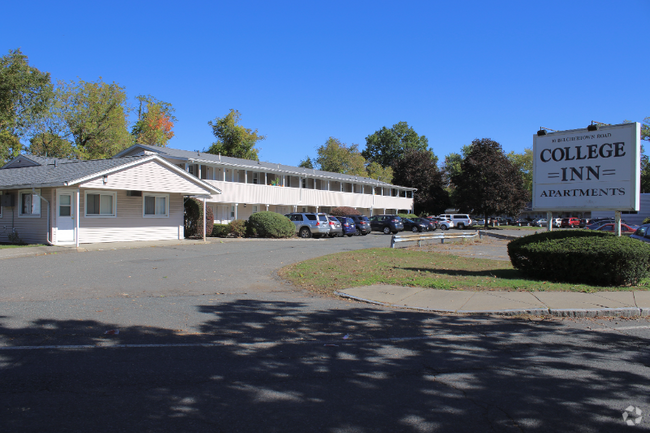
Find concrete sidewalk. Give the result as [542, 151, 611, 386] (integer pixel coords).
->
[337, 285, 650, 317]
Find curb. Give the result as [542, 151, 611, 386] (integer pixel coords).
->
[335, 292, 650, 318]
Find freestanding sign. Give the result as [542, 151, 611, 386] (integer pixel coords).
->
[532, 122, 641, 212]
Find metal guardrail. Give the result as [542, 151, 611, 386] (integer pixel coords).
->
[390, 230, 480, 248]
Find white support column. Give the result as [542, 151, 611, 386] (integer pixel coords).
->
[223, 168, 226, 182]
[245, 170, 248, 184]
[234, 204, 238, 220]
[266, 204, 269, 211]
[75, 189, 80, 248]
[185, 163, 190, 172]
[198, 164, 202, 179]
[615, 211, 622, 236]
[547, 211, 553, 231]
[202, 198, 207, 242]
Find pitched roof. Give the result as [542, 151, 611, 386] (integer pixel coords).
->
[114, 144, 415, 190]
[0, 155, 220, 194]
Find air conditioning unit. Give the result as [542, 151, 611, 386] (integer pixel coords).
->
[126, 191, 142, 197]
[1, 193, 15, 207]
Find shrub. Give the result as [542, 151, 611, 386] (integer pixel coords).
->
[330, 206, 361, 216]
[643, 217, 650, 225]
[228, 219, 247, 238]
[247, 211, 295, 238]
[184, 198, 214, 238]
[398, 213, 417, 220]
[212, 224, 229, 237]
[507, 230, 650, 286]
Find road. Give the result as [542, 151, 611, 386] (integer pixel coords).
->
[1, 234, 650, 432]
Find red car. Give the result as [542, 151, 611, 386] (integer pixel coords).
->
[594, 223, 638, 235]
[560, 217, 580, 228]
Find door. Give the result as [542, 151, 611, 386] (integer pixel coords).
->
[57, 190, 75, 244]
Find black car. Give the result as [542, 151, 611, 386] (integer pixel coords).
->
[403, 218, 428, 233]
[369, 214, 404, 234]
[348, 215, 372, 235]
[413, 217, 437, 231]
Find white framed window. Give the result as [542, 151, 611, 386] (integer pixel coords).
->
[143, 194, 169, 217]
[85, 191, 116, 217]
[19, 189, 41, 217]
[252, 205, 259, 213]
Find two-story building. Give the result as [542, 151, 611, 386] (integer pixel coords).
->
[114, 144, 415, 222]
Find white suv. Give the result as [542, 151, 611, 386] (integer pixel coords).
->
[438, 214, 472, 229]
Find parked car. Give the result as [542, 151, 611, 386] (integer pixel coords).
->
[348, 215, 371, 235]
[560, 217, 581, 228]
[438, 214, 472, 229]
[552, 218, 562, 228]
[579, 218, 592, 228]
[285, 212, 331, 238]
[326, 216, 343, 237]
[338, 217, 357, 236]
[513, 218, 530, 226]
[593, 223, 638, 235]
[532, 218, 547, 227]
[413, 217, 437, 231]
[630, 224, 650, 244]
[584, 219, 628, 230]
[369, 214, 404, 234]
[430, 217, 454, 230]
[403, 218, 428, 232]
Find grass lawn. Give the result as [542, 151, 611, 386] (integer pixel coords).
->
[0, 243, 44, 249]
[278, 247, 650, 296]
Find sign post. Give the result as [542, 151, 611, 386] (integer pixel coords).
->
[532, 123, 641, 236]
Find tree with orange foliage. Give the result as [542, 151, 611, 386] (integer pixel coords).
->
[132, 95, 176, 147]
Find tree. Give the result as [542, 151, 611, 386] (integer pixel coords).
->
[363, 121, 430, 168]
[366, 161, 393, 183]
[507, 148, 533, 195]
[315, 137, 366, 176]
[29, 77, 132, 160]
[206, 109, 264, 160]
[392, 149, 450, 215]
[131, 95, 176, 147]
[451, 138, 529, 228]
[298, 156, 314, 169]
[0, 49, 53, 162]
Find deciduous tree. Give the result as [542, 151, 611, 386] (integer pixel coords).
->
[507, 148, 533, 196]
[363, 121, 430, 168]
[131, 95, 176, 147]
[392, 149, 449, 215]
[316, 137, 366, 176]
[206, 109, 264, 160]
[298, 156, 314, 169]
[451, 138, 528, 227]
[0, 49, 53, 162]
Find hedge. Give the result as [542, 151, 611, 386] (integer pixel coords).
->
[330, 207, 361, 216]
[246, 211, 295, 238]
[507, 230, 650, 286]
[184, 198, 214, 238]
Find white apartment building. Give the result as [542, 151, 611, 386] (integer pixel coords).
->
[115, 144, 415, 223]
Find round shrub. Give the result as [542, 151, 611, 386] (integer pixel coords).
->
[398, 213, 418, 220]
[184, 198, 214, 238]
[212, 224, 229, 237]
[247, 211, 295, 238]
[330, 206, 361, 216]
[228, 219, 247, 238]
[507, 230, 650, 286]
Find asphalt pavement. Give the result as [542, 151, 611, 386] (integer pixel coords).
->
[1, 229, 648, 318]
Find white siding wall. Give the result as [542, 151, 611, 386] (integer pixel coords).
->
[81, 160, 213, 195]
[78, 190, 184, 243]
[0, 188, 53, 245]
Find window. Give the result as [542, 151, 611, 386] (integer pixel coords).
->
[85, 191, 116, 217]
[143, 194, 168, 217]
[19, 190, 41, 217]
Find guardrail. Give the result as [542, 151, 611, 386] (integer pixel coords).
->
[390, 230, 480, 248]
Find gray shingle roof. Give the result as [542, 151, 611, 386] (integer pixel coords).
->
[116, 144, 415, 190]
[0, 156, 154, 189]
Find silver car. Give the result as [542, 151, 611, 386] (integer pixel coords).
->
[285, 212, 331, 238]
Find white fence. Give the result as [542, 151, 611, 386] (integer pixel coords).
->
[390, 231, 480, 248]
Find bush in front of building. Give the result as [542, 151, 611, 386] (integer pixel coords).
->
[228, 219, 247, 238]
[398, 213, 417, 219]
[212, 224, 229, 237]
[184, 198, 214, 238]
[330, 207, 361, 216]
[507, 231, 650, 286]
[246, 211, 295, 238]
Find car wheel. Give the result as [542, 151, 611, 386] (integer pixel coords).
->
[383, 226, 391, 235]
[356, 228, 361, 236]
[457, 223, 464, 229]
[299, 227, 311, 238]
[441, 225, 449, 231]
[412, 226, 418, 232]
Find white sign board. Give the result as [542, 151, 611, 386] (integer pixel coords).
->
[532, 122, 640, 212]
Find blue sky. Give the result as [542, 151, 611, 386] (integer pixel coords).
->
[2, 1, 648, 166]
